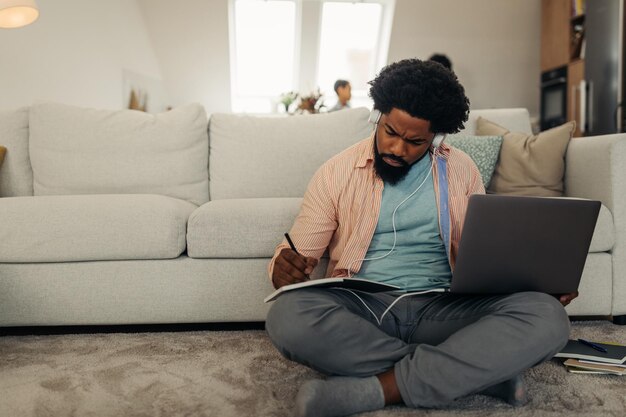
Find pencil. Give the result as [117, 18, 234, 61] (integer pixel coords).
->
[284, 233, 301, 256]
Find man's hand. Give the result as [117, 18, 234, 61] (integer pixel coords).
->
[558, 291, 579, 307]
[272, 248, 318, 289]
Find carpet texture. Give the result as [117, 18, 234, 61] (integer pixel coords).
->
[0, 321, 625, 417]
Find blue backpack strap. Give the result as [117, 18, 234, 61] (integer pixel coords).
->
[436, 155, 451, 258]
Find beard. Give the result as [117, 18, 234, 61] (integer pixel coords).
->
[373, 141, 431, 185]
[373, 140, 421, 185]
[373, 145, 410, 185]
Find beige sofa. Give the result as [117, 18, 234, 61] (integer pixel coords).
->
[0, 103, 624, 326]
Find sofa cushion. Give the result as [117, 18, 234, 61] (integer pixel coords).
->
[0, 194, 196, 262]
[445, 134, 503, 188]
[209, 107, 372, 200]
[477, 118, 575, 197]
[184, 197, 613, 259]
[29, 102, 209, 205]
[187, 198, 302, 258]
[0, 107, 33, 197]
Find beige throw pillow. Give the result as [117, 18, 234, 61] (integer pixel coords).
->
[476, 118, 575, 197]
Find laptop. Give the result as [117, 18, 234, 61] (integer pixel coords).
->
[449, 194, 601, 294]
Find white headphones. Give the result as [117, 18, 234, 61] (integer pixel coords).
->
[369, 109, 445, 149]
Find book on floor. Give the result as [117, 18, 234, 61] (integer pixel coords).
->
[567, 369, 612, 375]
[264, 277, 401, 303]
[554, 339, 626, 365]
[563, 359, 626, 375]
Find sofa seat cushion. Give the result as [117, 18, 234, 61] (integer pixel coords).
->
[589, 204, 614, 253]
[186, 197, 613, 259]
[0, 194, 196, 262]
[187, 198, 302, 258]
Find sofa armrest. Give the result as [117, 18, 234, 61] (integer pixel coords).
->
[565, 134, 626, 209]
[565, 134, 626, 315]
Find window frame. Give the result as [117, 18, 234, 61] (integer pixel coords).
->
[228, 0, 395, 113]
[313, 0, 396, 109]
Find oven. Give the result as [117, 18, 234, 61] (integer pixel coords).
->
[540, 66, 568, 131]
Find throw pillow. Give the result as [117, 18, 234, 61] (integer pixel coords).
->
[445, 134, 503, 188]
[476, 118, 575, 197]
[0, 146, 6, 168]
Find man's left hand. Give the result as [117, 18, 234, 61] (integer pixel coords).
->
[558, 291, 579, 307]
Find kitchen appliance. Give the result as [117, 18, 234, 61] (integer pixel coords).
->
[540, 66, 568, 131]
[582, 0, 624, 135]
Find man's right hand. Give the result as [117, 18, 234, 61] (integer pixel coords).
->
[272, 248, 318, 289]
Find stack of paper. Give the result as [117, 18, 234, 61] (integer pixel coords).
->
[555, 339, 626, 375]
[563, 359, 626, 375]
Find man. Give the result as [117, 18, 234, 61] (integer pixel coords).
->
[329, 79, 351, 112]
[428, 53, 453, 71]
[266, 59, 576, 417]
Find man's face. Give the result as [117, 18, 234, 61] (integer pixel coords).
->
[373, 108, 436, 185]
[338, 84, 352, 102]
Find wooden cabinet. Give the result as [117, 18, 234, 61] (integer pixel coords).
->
[541, 0, 571, 71]
[541, 0, 586, 135]
[567, 60, 585, 137]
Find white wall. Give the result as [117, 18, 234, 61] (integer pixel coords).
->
[0, 0, 541, 117]
[137, 0, 232, 113]
[388, 0, 541, 118]
[0, 0, 165, 111]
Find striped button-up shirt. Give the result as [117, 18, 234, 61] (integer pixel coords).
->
[269, 133, 485, 279]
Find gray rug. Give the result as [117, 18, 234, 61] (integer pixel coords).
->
[0, 321, 625, 417]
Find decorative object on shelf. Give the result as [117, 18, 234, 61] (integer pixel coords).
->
[571, 15, 585, 60]
[128, 88, 147, 112]
[296, 88, 326, 114]
[572, 0, 585, 17]
[279, 91, 298, 114]
[0, 0, 39, 28]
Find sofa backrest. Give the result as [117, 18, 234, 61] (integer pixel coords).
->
[28, 102, 210, 206]
[0, 105, 532, 201]
[208, 107, 532, 200]
[208, 108, 372, 200]
[0, 107, 33, 197]
[461, 108, 532, 135]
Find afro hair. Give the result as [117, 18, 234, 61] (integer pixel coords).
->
[368, 59, 469, 134]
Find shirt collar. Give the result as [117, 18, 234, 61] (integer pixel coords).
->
[355, 132, 376, 169]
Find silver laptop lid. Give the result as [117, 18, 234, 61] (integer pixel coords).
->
[451, 195, 601, 294]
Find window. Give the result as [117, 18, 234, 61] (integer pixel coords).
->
[229, 0, 394, 113]
[317, 1, 388, 109]
[229, 0, 298, 113]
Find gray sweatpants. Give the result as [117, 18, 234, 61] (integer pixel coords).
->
[265, 288, 570, 408]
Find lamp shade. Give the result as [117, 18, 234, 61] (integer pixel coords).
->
[0, 0, 39, 28]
